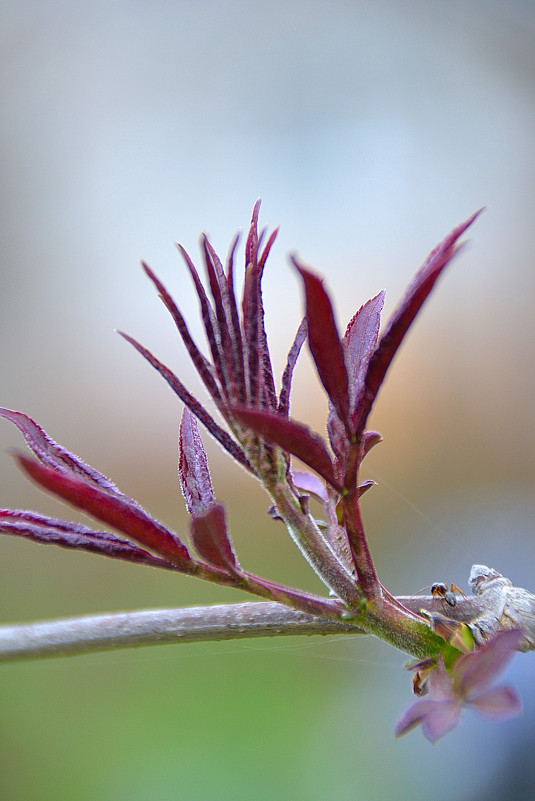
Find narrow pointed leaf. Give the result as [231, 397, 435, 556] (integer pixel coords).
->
[357, 210, 483, 436]
[118, 331, 251, 471]
[292, 259, 350, 431]
[179, 407, 215, 516]
[0, 408, 121, 494]
[246, 198, 262, 268]
[0, 509, 177, 570]
[231, 408, 341, 490]
[242, 262, 261, 404]
[278, 318, 307, 417]
[202, 235, 236, 397]
[142, 262, 223, 404]
[224, 232, 247, 402]
[12, 452, 192, 567]
[190, 503, 239, 573]
[344, 291, 385, 420]
[204, 235, 246, 403]
[177, 242, 229, 397]
[258, 225, 279, 272]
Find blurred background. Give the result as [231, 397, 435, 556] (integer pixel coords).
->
[1, 1, 535, 798]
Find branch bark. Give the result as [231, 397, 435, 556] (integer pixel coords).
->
[1, 565, 533, 662]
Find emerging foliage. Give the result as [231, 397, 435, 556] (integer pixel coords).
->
[1, 201, 519, 743]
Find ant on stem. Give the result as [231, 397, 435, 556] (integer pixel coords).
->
[412, 582, 465, 612]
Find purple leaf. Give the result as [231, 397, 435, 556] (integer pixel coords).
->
[201, 235, 237, 398]
[343, 291, 385, 421]
[179, 407, 215, 516]
[12, 452, 192, 567]
[293, 259, 350, 431]
[223, 232, 247, 403]
[245, 198, 262, 268]
[141, 262, 224, 404]
[176, 242, 229, 397]
[118, 331, 251, 471]
[291, 469, 329, 503]
[278, 319, 307, 417]
[361, 430, 383, 459]
[258, 225, 279, 272]
[0, 408, 120, 494]
[0, 509, 177, 570]
[231, 408, 341, 490]
[203, 236, 246, 403]
[242, 264, 263, 406]
[190, 503, 239, 573]
[357, 210, 483, 437]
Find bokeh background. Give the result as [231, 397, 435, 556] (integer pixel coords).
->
[2, 1, 535, 798]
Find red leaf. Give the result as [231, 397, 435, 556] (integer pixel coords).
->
[0, 509, 177, 570]
[292, 259, 350, 431]
[0, 408, 120, 493]
[231, 408, 341, 491]
[343, 291, 385, 419]
[176, 242, 229, 397]
[278, 318, 307, 417]
[357, 210, 483, 436]
[12, 453, 192, 568]
[118, 331, 251, 471]
[179, 408, 215, 516]
[142, 262, 224, 405]
[190, 504, 238, 573]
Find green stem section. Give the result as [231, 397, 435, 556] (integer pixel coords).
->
[352, 597, 447, 659]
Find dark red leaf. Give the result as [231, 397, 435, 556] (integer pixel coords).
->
[241, 201, 278, 410]
[118, 331, 251, 471]
[245, 198, 262, 267]
[356, 210, 483, 436]
[292, 259, 350, 432]
[0, 509, 177, 570]
[179, 408, 215, 516]
[231, 408, 341, 490]
[190, 503, 239, 573]
[12, 452, 192, 567]
[201, 236, 237, 398]
[278, 318, 307, 417]
[326, 404, 348, 463]
[258, 226, 279, 272]
[361, 430, 383, 459]
[224, 232, 247, 403]
[0, 408, 120, 493]
[176, 242, 229, 398]
[142, 262, 223, 404]
[204, 236, 246, 403]
[344, 291, 385, 419]
[357, 479, 376, 497]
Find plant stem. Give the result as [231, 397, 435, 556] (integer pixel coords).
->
[0, 593, 490, 663]
[267, 480, 362, 608]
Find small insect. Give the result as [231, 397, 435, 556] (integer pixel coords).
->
[413, 582, 466, 611]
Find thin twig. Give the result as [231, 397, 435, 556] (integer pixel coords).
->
[0, 595, 482, 663]
[2, 564, 534, 663]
